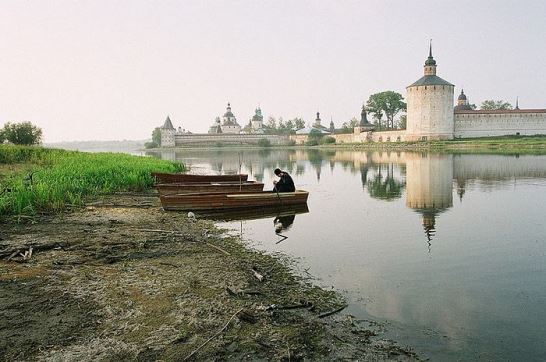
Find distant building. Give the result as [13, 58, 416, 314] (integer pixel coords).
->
[453, 89, 473, 111]
[313, 112, 329, 131]
[344, 43, 546, 144]
[251, 107, 264, 132]
[355, 106, 375, 133]
[209, 103, 241, 134]
[159, 116, 176, 147]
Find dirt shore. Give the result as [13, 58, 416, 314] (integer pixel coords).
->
[0, 194, 417, 361]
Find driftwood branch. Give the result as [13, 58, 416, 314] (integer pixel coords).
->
[205, 242, 230, 256]
[318, 304, 348, 318]
[6, 250, 20, 261]
[1, 242, 68, 260]
[183, 308, 243, 361]
[252, 267, 264, 282]
[266, 300, 313, 311]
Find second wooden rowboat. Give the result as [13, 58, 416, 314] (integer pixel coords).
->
[151, 172, 248, 184]
[160, 190, 309, 211]
[155, 181, 264, 196]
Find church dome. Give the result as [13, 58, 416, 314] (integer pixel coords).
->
[223, 102, 234, 118]
[458, 90, 467, 101]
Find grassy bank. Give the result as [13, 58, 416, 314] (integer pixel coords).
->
[0, 145, 183, 218]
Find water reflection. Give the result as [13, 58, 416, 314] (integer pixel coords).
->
[196, 203, 309, 222]
[405, 153, 453, 249]
[146, 148, 546, 361]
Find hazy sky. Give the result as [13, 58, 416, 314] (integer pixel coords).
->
[1, 0, 545, 142]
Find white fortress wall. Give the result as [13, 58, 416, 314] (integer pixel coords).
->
[454, 111, 546, 138]
[173, 133, 287, 146]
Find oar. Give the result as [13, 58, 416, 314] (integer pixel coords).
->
[274, 185, 283, 206]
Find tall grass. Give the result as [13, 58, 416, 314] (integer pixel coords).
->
[0, 145, 184, 217]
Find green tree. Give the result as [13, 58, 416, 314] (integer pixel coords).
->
[2, 122, 43, 145]
[398, 115, 407, 130]
[366, 91, 407, 130]
[242, 121, 253, 133]
[306, 129, 324, 146]
[290, 117, 305, 130]
[341, 117, 359, 133]
[266, 116, 277, 130]
[480, 100, 513, 110]
[284, 119, 295, 133]
[152, 127, 161, 145]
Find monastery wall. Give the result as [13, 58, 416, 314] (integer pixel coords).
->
[172, 133, 287, 146]
[454, 111, 546, 138]
[330, 130, 408, 144]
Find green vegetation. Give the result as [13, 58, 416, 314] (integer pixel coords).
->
[320, 136, 336, 144]
[145, 127, 161, 149]
[261, 116, 305, 135]
[365, 91, 407, 130]
[1, 121, 43, 145]
[0, 145, 183, 218]
[480, 99, 513, 110]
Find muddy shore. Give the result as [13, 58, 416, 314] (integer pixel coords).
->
[0, 194, 417, 361]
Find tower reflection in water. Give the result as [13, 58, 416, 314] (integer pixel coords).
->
[405, 153, 453, 250]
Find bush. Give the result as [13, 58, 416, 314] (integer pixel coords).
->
[286, 139, 296, 146]
[1, 122, 43, 145]
[305, 138, 319, 146]
[257, 138, 271, 147]
[144, 141, 158, 149]
[320, 136, 336, 144]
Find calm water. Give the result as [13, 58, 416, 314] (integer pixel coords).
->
[150, 149, 546, 361]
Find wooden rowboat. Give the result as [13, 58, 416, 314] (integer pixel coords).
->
[160, 190, 309, 211]
[151, 172, 248, 184]
[155, 181, 264, 196]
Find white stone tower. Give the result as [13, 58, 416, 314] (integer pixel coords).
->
[160, 115, 176, 147]
[406, 43, 455, 141]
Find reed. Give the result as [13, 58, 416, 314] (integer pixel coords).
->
[0, 145, 184, 217]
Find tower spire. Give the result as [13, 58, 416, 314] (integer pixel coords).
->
[424, 39, 437, 75]
[515, 97, 519, 110]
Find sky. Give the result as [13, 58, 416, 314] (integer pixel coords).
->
[1, 0, 545, 142]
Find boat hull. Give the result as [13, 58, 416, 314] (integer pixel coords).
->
[160, 190, 309, 211]
[155, 181, 264, 196]
[152, 172, 248, 184]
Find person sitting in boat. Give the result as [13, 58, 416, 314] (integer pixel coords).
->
[273, 168, 295, 192]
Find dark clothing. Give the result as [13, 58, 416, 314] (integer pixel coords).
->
[274, 214, 295, 231]
[273, 172, 295, 192]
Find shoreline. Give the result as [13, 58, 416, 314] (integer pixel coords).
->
[0, 194, 418, 360]
[145, 135, 546, 154]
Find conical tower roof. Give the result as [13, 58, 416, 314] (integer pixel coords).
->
[161, 116, 175, 130]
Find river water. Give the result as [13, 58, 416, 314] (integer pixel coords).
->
[149, 148, 545, 361]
